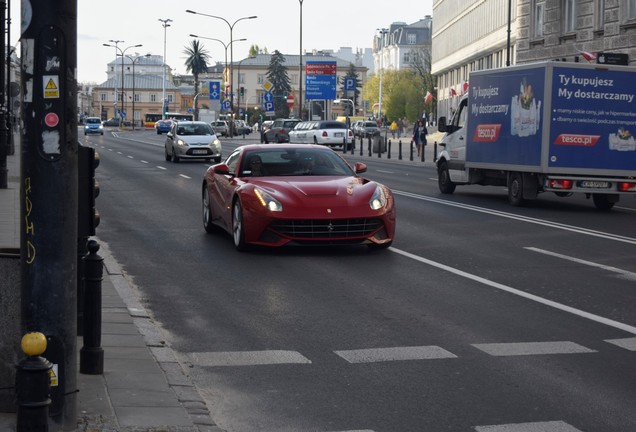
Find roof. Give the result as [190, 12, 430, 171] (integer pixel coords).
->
[231, 53, 363, 69]
[95, 74, 178, 90]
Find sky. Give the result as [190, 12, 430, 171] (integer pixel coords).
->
[10, 0, 433, 84]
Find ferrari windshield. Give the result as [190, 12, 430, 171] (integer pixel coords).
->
[240, 148, 355, 177]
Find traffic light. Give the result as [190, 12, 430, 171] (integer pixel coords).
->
[78, 145, 100, 237]
[239, 87, 244, 97]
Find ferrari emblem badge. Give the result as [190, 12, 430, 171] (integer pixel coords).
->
[327, 208, 332, 213]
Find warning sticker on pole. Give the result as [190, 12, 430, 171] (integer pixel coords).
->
[43, 75, 60, 99]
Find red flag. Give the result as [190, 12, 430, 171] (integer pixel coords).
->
[579, 50, 597, 62]
[462, 81, 469, 95]
[450, 88, 457, 97]
[425, 91, 433, 104]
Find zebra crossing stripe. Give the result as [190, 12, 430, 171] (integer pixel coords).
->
[334, 346, 457, 364]
[186, 350, 312, 367]
[474, 420, 583, 431]
[472, 341, 596, 356]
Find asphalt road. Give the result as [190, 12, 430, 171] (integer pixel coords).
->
[83, 129, 636, 432]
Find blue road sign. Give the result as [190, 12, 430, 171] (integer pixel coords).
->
[209, 81, 221, 100]
[263, 92, 274, 103]
[344, 78, 356, 91]
[222, 100, 231, 110]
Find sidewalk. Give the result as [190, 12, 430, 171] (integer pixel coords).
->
[0, 140, 223, 431]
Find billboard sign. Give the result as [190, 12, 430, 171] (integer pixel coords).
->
[305, 61, 337, 100]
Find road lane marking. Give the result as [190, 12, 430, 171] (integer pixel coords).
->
[141, 160, 149, 164]
[524, 247, 636, 281]
[395, 191, 636, 245]
[334, 346, 457, 364]
[604, 337, 636, 351]
[186, 350, 312, 367]
[156, 166, 167, 170]
[179, 174, 191, 179]
[390, 247, 636, 335]
[474, 421, 583, 431]
[127, 155, 134, 159]
[472, 341, 596, 356]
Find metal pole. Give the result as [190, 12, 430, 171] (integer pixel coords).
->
[21, 0, 78, 426]
[0, 0, 7, 189]
[299, 0, 303, 119]
[159, 19, 172, 119]
[506, 0, 512, 66]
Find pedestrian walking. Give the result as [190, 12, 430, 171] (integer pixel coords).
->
[389, 120, 398, 139]
[413, 120, 421, 156]
[419, 121, 428, 161]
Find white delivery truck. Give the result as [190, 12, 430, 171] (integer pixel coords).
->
[437, 61, 636, 210]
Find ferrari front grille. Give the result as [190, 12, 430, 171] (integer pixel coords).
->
[269, 218, 384, 239]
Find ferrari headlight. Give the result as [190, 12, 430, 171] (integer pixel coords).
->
[369, 185, 387, 210]
[254, 187, 283, 212]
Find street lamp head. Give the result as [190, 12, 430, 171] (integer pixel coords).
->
[185, 9, 196, 14]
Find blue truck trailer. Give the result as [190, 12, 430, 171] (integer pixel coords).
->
[437, 61, 636, 210]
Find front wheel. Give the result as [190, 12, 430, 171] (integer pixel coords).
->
[232, 200, 248, 251]
[202, 186, 219, 233]
[438, 161, 456, 194]
[508, 172, 525, 206]
[172, 148, 180, 163]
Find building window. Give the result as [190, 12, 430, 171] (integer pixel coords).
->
[564, 0, 577, 33]
[100, 93, 107, 101]
[257, 74, 264, 84]
[407, 33, 416, 44]
[629, 0, 636, 19]
[150, 94, 157, 102]
[596, 0, 605, 30]
[534, 1, 545, 38]
[403, 52, 411, 64]
[291, 74, 298, 85]
[134, 94, 140, 102]
[167, 94, 173, 103]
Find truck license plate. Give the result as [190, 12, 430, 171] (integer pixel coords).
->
[578, 180, 611, 189]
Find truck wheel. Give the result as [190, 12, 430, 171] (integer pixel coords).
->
[508, 172, 525, 206]
[438, 161, 456, 194]
[592, 194, 615, 211]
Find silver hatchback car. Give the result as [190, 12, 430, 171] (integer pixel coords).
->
[164, 121, 222, 163]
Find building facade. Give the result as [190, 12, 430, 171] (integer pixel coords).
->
[373, 17, 434, 73]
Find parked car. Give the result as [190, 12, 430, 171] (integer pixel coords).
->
[263, 118, 301, 143]
[202, 144, 396, 251]
[211, 120, 230, 137]
[288, 120, 353, 150]
[352, 120, 381, 138]
[164, 121, 222, 163]
[234, 120, 251, 135]
[154, 119, 174, 134]
[102, 117, 120, 127]
[83, 117, 104, 135]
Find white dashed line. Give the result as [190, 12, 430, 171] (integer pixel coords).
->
[472, 341, 596, 356]
[334, 346, 457, 364]
[186, 350, 312, 367]
[525, 247, 636, 281]
[604, 336, 636, 351]
[179, 174, 191, 179]
[141, 160, 149, 164]
[156, 166, 167, 170]
[474, 421, 583, 431]
[127, 155, 134, 159]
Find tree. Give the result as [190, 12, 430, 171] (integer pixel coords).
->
[339, 64, 362, 116]
[409, 47, 436, 121]
[266, 50, 292, 118]
[183, 39, 211, 121]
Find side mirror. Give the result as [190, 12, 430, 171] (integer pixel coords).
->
[354, 162, 367, 174]
[166, 132, 173, 138]
[213, 164, 231, 175]
[437, 116, 447, 133]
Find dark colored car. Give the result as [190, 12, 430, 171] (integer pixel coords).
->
[202, 144, 396, 251]
[154, 119, 174, 134]
[263, 118, 301, 143]
[352, 120, 381, 138]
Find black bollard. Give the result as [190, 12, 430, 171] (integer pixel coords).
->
[399, 140, 403, 160]
[367, 136, 372, 157]
[421, 143, 426, 163]
[434, 142, 438, 162]
[409, 140, 414, 161]
[15, 332, 52, 432]
[359, 135, 363, 156]
[378, 136, 382, 159]
[350, 136, 355, 155]
[388, 139, 391, 159]
[80, 240, 104, 375]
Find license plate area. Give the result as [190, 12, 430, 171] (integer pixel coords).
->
[193, 149, 208, 155]
[577, 180, 611, 189]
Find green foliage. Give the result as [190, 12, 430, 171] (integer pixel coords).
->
[184, 39, 211, 120]
[266, 50, 292, 118]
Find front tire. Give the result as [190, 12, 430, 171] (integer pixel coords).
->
[232, 200, 247, 251]
[202, 185, 219, 233]
[172, 148, 180, 163]
[508, 172, 525, 206]
[438, 161, 456, 194]
[165, 148, 171, 162]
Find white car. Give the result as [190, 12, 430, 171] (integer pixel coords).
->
[164, 121, 222, 163]
[288, 120, 353, 150]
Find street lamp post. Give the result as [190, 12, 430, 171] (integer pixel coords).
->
[159, 18, 172, 120]
[186, 10, 257, 120]
[125, 53, 151, 130]
[103, 42, 142, 127]
[189, 34, 246, 113]
[236, 56, 255, 121]
[104, 40, 123, 120]
[299, 0, 304, 120]
[377, 28, 388, 124]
